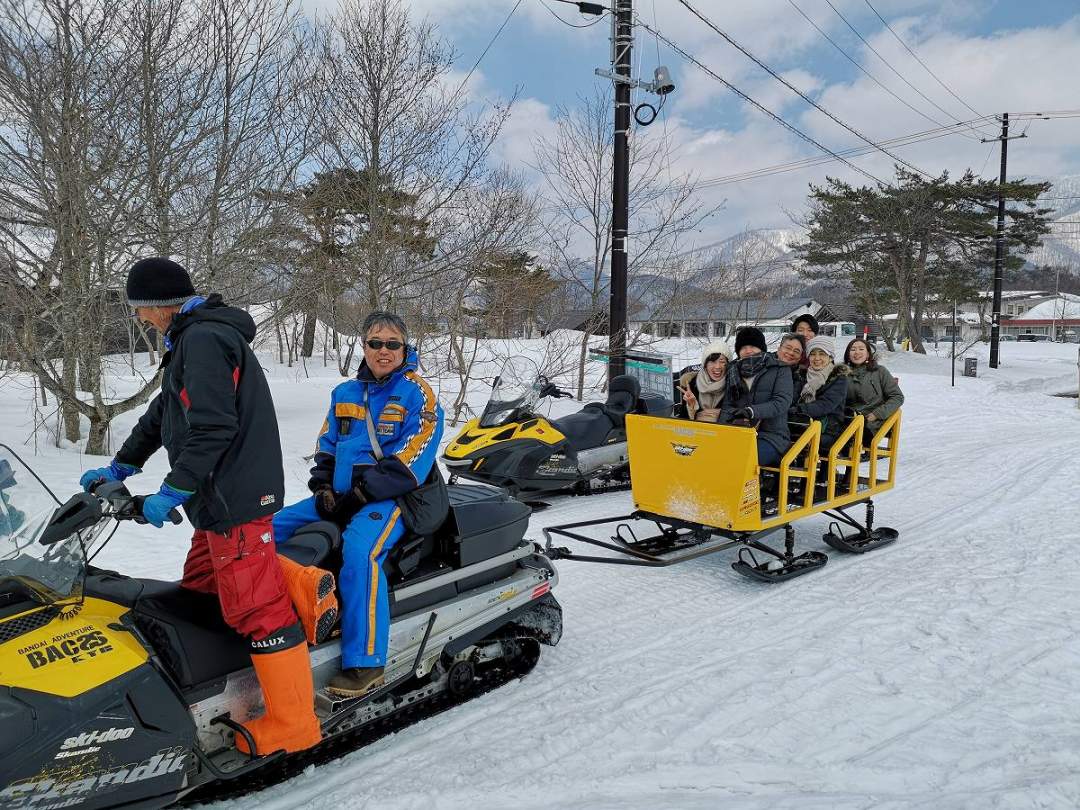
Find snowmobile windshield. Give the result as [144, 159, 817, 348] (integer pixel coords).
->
[0, 447, 97, 606]
[479, 357, 543, 428]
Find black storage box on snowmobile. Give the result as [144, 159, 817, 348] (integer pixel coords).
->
[441, 485, 530, 591]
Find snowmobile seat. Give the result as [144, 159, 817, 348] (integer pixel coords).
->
[131, 579, 249, 691]
[551, 407, 617, 452]
[603, 375, 640, 425]
[276, 520, 342, 569]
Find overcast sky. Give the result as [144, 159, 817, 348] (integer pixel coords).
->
[307, 0, 1080, 244]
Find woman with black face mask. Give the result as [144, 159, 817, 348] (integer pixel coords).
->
[720, 327, 795, 467]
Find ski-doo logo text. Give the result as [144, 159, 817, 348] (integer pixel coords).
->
[20, 630, 113, 670]
[60, 727, 135, 750]
[671, 443, 697, 457]
[1, 748, 186, 809]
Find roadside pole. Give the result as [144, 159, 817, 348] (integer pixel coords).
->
[951, 301, 956, 388]
[607, 0, 632, 379]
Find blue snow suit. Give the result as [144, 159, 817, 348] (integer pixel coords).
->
[273, 349, 444, 668]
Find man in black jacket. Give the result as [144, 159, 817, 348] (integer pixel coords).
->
[721, 326, 794, 466]
[78, 257, 323, 756]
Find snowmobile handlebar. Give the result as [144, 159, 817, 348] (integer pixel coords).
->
[91, 480, 183, 526]
[537, 380, 573, 400]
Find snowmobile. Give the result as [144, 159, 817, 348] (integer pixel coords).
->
[0, 444, 561, 810]
[443, 356, 671, 499]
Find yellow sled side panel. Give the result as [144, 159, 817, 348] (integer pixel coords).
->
[0, 597, 148, 698]
[444, 417, 565, 460]
[627, 415, 760, 530]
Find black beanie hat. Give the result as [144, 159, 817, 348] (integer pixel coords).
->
[791, 313, 820, 335]
[735, 326, 768, 355]
[125, 257, 196, 308]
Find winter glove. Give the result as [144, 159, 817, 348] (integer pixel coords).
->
[141, 483, 192, 528]
[731, 407, 754, 421]
[313, 487, 338, 522]
[80, 459, 140, 493]
[331, 486, 368, 527]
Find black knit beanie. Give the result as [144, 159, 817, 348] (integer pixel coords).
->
[125, 257, 196, 307]
[734, 326, 768, 355]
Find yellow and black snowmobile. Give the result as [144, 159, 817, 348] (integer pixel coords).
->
[443, 356, 671, 499]
[0, 444, 561, 809]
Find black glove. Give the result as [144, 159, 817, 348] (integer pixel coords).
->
[732, 407, 754, 421]
[313, 488, 337, 522]
[331, 486, 368, 526]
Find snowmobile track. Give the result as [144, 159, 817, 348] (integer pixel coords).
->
[178, 631, 540, 807]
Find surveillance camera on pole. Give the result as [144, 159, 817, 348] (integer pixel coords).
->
[650, 66, 675, 96]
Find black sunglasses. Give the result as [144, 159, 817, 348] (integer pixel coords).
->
[366, 339, 404, 351]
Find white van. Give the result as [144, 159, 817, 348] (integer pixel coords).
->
[734, 320, 858, 355]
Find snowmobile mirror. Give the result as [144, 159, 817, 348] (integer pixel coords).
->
[40, 492, 102, 546]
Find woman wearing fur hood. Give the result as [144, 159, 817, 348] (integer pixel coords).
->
[675, 340, 734, 423]
[792, 335, 850, 449]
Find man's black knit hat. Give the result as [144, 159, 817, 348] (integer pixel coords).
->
[125, 257, 196, 308]
[734, 326, 768, 355]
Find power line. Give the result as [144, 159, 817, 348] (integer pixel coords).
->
[453, 0, 525, 100]
[821, 0, 994, 139]
[785, 0, 980, 139]
[693, 119, 989, 189]
[638, 21, 888, 186]
[673, 0, 935, 179]
[862, 0, 984, 120]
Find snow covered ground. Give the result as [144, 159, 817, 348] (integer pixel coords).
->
[2, 339, 1079, 809]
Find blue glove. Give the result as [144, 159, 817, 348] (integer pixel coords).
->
[141, 483, 192, 528]
[80, 460, 140, 493]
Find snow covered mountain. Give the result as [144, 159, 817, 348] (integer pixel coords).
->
[1027, 175, 1080, 267]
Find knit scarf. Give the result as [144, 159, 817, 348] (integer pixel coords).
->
[695, 368, 726, 412]
[801, 361, 834, 403]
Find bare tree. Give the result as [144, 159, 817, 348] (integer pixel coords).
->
[267, 0, 522, 364]
[0, 0, 309, 454]
[533, 88, 720, 399]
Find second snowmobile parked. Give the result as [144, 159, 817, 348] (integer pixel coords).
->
[443, 356, 671, 498]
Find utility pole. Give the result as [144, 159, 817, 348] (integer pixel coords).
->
[608, 0, 632, 378]
[983, 113, 1021, 370]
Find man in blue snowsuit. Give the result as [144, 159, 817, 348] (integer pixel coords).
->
[273, 311, 444, 697]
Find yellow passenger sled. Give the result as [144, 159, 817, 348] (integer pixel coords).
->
[543, 409, 901, 582]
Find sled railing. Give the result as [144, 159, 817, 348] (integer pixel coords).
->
[625, 410, 901, 534]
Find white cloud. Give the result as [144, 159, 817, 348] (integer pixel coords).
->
[493, 96, 559, 172]
[298, 0, 1080, 241]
